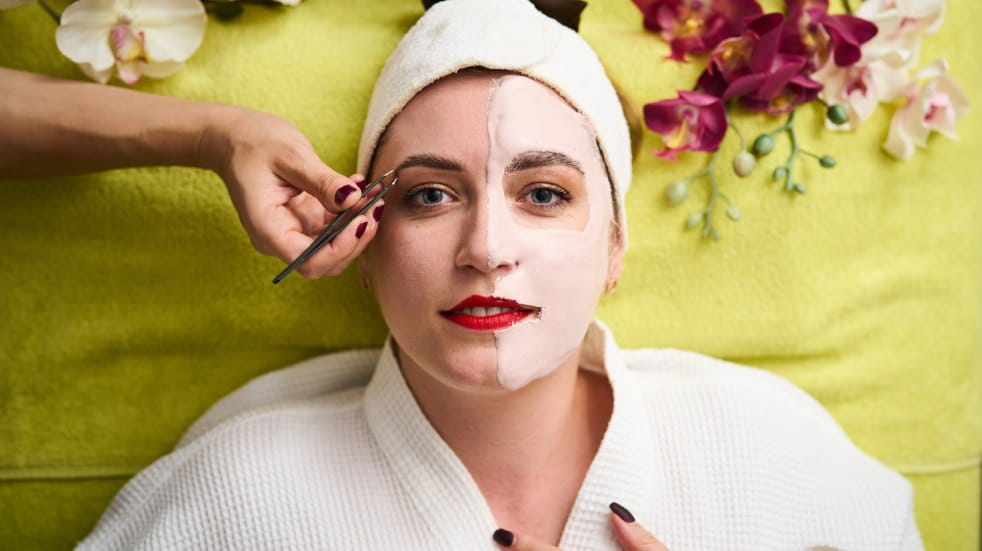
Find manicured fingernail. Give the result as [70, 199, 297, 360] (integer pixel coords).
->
[353, 175, 367, 190]
[334, 185, 357, 205]
[372, 205, 384, 221]
[492, 528, 514, 547]
[610, 502, 635, 523]
[355, 221, 368, 238]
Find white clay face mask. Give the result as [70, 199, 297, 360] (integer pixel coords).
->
[484, 75, 612, 389]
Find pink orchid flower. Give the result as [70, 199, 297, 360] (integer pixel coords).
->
[643, 90, 727, 160]
[884, 58, 969, 160]
[812, 56, 908, 130]
[632, 0, 763, 61]
[856, 0, 944, 68]
[782, 0, 878, 70]
[54, 0, 207, 85]
[697, 13, 822, 115]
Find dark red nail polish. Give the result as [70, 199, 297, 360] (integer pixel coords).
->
[355, 222, 368, 238]
[492, 528, 514, 547]
[334, 185, 357, 205]
[372, 205, 384, 221]
[610, 502, 635, 523]
[353, 175, 367, 190]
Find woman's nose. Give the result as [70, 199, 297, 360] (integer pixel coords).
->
[455, 199, 519, 275]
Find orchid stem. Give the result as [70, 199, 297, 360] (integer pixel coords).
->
[702, 151, 722, 240]
[727, 118, 747, 151]
[37, 0, 60, 24]
[779, 111, 804, 194]
[842, 0, 853, 15]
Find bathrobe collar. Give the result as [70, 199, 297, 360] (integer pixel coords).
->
[363, 320, 657, 549]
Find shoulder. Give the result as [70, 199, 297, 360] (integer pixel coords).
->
[78, 351, 383, 550]
[623, 347, 845, 437]
[622, 347, 918, 545]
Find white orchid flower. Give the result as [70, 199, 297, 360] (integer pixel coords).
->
[814, 0, 947, 130]
[55, 0, 207, 85]
[884, 58, 969, 160]
[813, 55, 910, 131]
[856, 0, 945, 68]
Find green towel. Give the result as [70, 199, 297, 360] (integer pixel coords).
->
[0, 1, 978, 549]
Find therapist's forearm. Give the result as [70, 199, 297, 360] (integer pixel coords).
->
[0, 66, 228, 179]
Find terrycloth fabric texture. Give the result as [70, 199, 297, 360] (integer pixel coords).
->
[357, 0, 632, 244]
[0, 1, 978, 550]
[78, 323, 921, 550]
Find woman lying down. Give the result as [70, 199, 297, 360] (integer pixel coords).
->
[77, 0, 922, 549]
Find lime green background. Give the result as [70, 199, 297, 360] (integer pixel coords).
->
[0, 1, 979, 549]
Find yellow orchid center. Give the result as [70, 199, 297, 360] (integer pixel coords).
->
[664, 117, 693, 149]
[110, 22, 146, 62]
[678, 16, 705, 38]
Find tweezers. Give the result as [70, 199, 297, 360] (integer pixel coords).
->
[273, 170, 398, 284]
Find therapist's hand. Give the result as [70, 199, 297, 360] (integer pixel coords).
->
[199, 106, 382, 279]
[492, 502, 670, 551]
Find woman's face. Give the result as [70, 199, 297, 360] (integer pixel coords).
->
[363, 72, 622, 391]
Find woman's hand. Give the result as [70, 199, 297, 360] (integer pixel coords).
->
[492, 502, 669, 551]
[199, 106, 382, 279]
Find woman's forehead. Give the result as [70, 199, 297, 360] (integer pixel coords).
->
[382, 72, 595, 162]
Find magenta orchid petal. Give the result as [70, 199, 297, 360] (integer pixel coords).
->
[824, 14, 878, 66]
[746, 13, 785, 73]
[677, 90, 722, 106]
[634, 0, 764, 61]
[644, 91, 727, 160]
[757, 54, 807, 98]
[721, 73, 767, 100]
[643, 98, 686, 134]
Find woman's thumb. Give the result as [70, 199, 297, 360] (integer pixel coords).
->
[610, 502, 670, 551]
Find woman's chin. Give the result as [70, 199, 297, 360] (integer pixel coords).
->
[430, 346, 505, 392]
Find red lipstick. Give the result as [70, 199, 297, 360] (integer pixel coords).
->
[440, 295, 540, 331]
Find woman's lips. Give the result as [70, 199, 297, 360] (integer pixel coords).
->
[440, 295, 541, 331]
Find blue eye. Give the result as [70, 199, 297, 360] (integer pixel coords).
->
[525, 185, 571, 207]
[421, 188, 446, 204]
[530, 188, 556, 204]
[405, 185, 455, 210]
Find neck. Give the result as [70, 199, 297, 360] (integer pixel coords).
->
[396, 344, 613, 543]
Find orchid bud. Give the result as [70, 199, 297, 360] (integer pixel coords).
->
[732, 151, 756, 178]
[214, 2, 244, 19]
[752, 135, 775, 156]
[772, 167, 788, 181]
[708, 228, 720, 241]
[819, 155, 837, 168]
[726, 205, 742, 221]
[665, 180, 689, 205]
[685, 212, 704, 229]
[792, 183, 807, 194]
[827, 104, 848, 125]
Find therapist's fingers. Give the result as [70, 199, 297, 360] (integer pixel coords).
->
[609, 502, 670, 551]
[285, 191, 331, 236]
[492, 528, 562, 550]
[272, 147, 361, 214]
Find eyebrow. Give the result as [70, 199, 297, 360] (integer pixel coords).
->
[505, 150, 584, 175]
[396, 153, 465, 173]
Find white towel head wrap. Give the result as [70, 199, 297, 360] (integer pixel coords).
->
[357, 0, 632, 245]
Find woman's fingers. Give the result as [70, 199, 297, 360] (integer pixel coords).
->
[609, 502, 670, 551]
[492, 528, 562, 551]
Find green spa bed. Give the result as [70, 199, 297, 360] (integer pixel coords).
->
[0, 0, 979, 549]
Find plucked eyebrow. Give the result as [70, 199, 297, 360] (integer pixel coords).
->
[505, 150, 584, 175]
[396, 154, 465, 173]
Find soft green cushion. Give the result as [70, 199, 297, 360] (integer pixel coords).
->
[1, 1, 979, 549]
